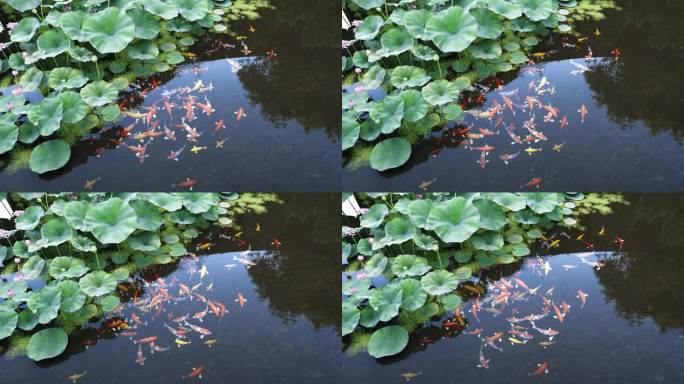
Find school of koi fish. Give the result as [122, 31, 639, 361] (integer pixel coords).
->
[79, 31, 277, 191]
[69, 226, 283, 382]
[408, 226, 624, 379]
[426, 29, 622, 190]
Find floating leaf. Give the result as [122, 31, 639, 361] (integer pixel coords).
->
[369, 283, 403, 321]
[360, 204, 389, 228]
[424, 6, 478, 53]
[355, 15, 383, 40]
[27, 328, 68, 361]
[29, 140, 71, 174]
[427, 197, 481, 243]
[48, 68, 89, 91]
[342, 303, 360, 336]
[27, 286, 61, 324]
[368, 326, 408, 358]
[79, 271, 117, 297]
[58, 280, 87, 312]
[392, 254, 430, 277]
[385, 216, 415, 245]
[10, 17, 40, 43]
[364, 253, 388, 277]
[49, 257, 89, 279]
[399, 278, 427, 310]
[81, 81, 118, 107]
[421, 270, 459, 295]
[40, 218, 72, 246]
[0, 310, 18, 339]
[84, 198, 138, 244]
[370, 138, 411, 171]
[82, 8, 136, 54]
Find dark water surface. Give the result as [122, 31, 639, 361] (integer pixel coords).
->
[0, 193, 341, 384]
[343, 0, 684, 191]
[342, 194, 684, 383]
[0, 0, 340, 191]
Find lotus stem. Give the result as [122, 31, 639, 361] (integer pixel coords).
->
[437, 60, 442, 78]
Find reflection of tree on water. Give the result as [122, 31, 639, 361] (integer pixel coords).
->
[243, 194, 339, 330]
[233, 0, 338, 139]
[580, 0, 684, 139]
[590, 194, 684, 331]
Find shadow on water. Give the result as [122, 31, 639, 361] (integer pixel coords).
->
[342, 194, 684, 383]
[0, 0, 340, 192]
[0, 193, 341, 384]
[343, 0, 684, 191]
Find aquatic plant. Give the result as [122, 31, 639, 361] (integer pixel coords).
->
[342, 0, 582, 171]
[0, 192, 244, 360]
[0, 0, 269, 174]
[342, 192, 585, 357]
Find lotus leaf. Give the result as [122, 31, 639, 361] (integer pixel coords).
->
[470, 40, 502, 59]
[60, 11, 89, 42]
[82, 8, 136, 53]
[380, 28, 412, 56]
[342, 115, 360, 151]
[81, 81, 118, 107]
[384, 216, 414, 245]
[518, 0, 555, 21]
[26, 286, 61, 324]
[171, 0, 210, 21]
[145, 193, 183, 211]
[370, 95, 404, 134]
[470, 231, 504, 250]
[392, 254, 430, 277]
[474, 199, 507, 230]
[84, 198, 138, 244]
[17, 121, 39, 144]
[362, 66, 386, 90]
[403, 10, 430, 40]
[369, 283, 403, 321]
[351, 0, 384, 10]
[128, 8, 160, 39]
[27, 328, 68, 361]
[364, 253, 388, 277]
[98, 295, 121, 312]
[441, 294, 462, 310]
[27, 97, 63, 137]
[368, 325, 408, 358]
[10, 17, 40, 43]
[48, 68, 89, 91]
[49, 257, 89, 279]
[19, 67, 43, 92]
[127, 40, 160, 61]
[79, 271, 117, 297]
[342, 303, 360, 336]
[57, 280, 87, 312]
[359, 306, 380, 328]
[360, 204, 389, 228]
[129, 200, 163, 231]
[40, 218, 72, 246]
[414, 233, 439, 251]
[399, 278, 427, 310]
[512, 243, 531, 256]
[36, 29, 69, 58]
[62, 201, 91, 232]
[17, 309, 39, 331]
[0, 280, 27, 299]
[421, 269, 459, 295]
[144, 0, 179, 19]
[21, 255, 45, 279]
[0, 310, 18, 340]
[128, 232, 161, 251]
[0, 124, 18, 155]
[427, 197, 480, 243]
[472, 8, 504, 39]
[355, 15, 383, 40]
[488, 0, 523, 19]
[370, 138, 411, 171]
[526, 193, 563, 214]
[71, 236, 97, 253]
[407, 199, 434, 229]
[390, 66, 431, 90]
[424, 6, 478, 53]
[422, 80, 460, 106]
[2, 0, 40, 12]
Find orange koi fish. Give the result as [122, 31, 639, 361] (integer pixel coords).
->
[236, 293, 247, 308]
[478, 344, 489, 369]
[184, 321, 212, 338]
[67, 371, 87, 383]
[560, 115, 568, 129]
[131, 312, 146, 326]
[234, 107, 246, 123]
[184, 97, 196, 121]
[136, 344, 146, 366]
[472, 145, 495, 153]
[530, 361, 549, 376]
[134, 336, 158, 344]
[577, 289, 588, 308]
[196, 97, 215, 115]
[522, 177, 543, 189]
[267, 49, 277, 60]
[213, 119, 225, 134]
[184, 365, 204, 379]
[163, 97, 174, 116]
[501, 95, 515, 114]
[478, 151, 488, 169]
[552, 304, 564, 323]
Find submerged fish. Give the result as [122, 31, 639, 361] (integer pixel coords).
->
[67, 371, 87, 383]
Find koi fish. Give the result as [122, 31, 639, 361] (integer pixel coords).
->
[184, 366, 204, 379]
[526, 96, 541, 110]
[204, 339, 218, 347]
[150, 343, 170, 353]
[553, 304, 565, 323]
[478, 151, 489, 169]
[561, 300, 571, 315]
[163, 98, 174, 116]
[184, 98, 196, 121]
[67, 372, 87, 383]
[172, 178, 197, 191]
[472, 145, 495, 153]
[134, 336, 158, 344]
[611, 48, 621, 59]
[594, 27, 601, 37]
[144, 105, 157, 125]
[577, 289, 588, 308]
[509, 337, 526, 345]
[267, 49, 277, 60]
[236, 293, 247, 308]
[501, 95, 515, 114]
[84, 177, 101, 190]
[539, 341, 555, 348]
[615, 236, 624, 250]
[530, 322, 559, 339]
[191, 80, 205, 92]
[524, 147, 542, 155]
[505, 124, 523, 144]
[136, 344, 146, 366]
[544, 261, 552, 276]
[190, 146, 207, 154]
[466, 328, 483, 335]
[548, 239, 561, 248]
[168, 145, 186, 161]
[479, 128, 497, 136]
[184, 321, 212, 338]
[196, 98, 215, 115]
[175, 338, 192, 347]
[578, 104, 588, 123]
[123, 111, 147, 119]
[164, 125, 177, 141]
[227, 59, 242, 73]
[213, 119, 225, 134]
[560, 116, 568, 129]
[478, 344, 490, 369]
[531, 361, 549, 376]
[131, 312, 147, 326]
[199, 265, 209, 279]
[485, 332, 503, 343]
[163, 322, 188, 339]
[553, 143, 565, 152]
[234, 107, 246, 123]
[598, 226, 605, 236]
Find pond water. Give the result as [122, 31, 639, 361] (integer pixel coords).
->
[343, 0, 684, 191]
[0, 0, 340, 191]
[342, 194, 684, 383]
[0, 193, 341, 383]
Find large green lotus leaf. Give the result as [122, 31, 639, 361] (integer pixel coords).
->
[364, 253, 388, 277]
[79, 271, 117, 297]
[422, 80, 460, 106]
[10, 17, 40, 43]
[489, 193, 526, 211]
[58, 280, 86, 312]
[80, 81, 118, 107]
[48, 68, 88, 91]
[126, 40, 159, 61]
[370, 138, 411, 171]
[341, 114, 360, 151]
[470, 40, 502, 60]
[68, 46, 97, 62]
[17, 309, 39, 331]
[368, 325, 409, 358]
[414, 233, 439, 251]
[487, 0, 523, 19]
[180, 193, 218, 213]
[167, 210, 195, 224]
[342, 303, 360, 336]
[40, 218, 72, 246]
[360, 204, 389, 229]
[392, 254, 430, 277]
[0, 280, 27, 299]
[342, 277, 371, 297]
[351, 0, 384, 10]
[384, 216, 415, 245]
[171, 0, 209, 21]
[129, 200, 163, 231]
[2, 0, 40, 12]
[128, 8, 160, 39]
[0, 124, 18, 155]
[512, 243, 531, 256]
[511, 209, 540, 224]
[525, 193, 563, 213]
[82, 8, 136, 54]
[471, 8, 504, 39]
[427, 197, 480, 243]
[403, 10, 430, 40]
[421, 269, 459, 295]
[60, 11, 89, 42]
[29, 140, 71, 173]
[355, 15, 383, 40]
[369, 283, 403, 321]
[128, 232, 161, 251]
[0, 310, 18, 340]
[424, 6, 478, 53]
[390, 66, 431, 90]
[359, 306, 380, 328]
[362, 65, 386, 90]
[17, 121, 39, 144]
[71, 236, 97, 253]
[400, 90, 428, 123]
[36, 29, 69, 58]
[455, 265, 473, 280]
[63, 201, 91, 231]
[28, 97, 64, 137]
[518, 0, 555, 21]
[57, 90, 90, 123]
[143, 0, 179, 19]
[145, 193, 183, 211]
[407, 199, 434, 229]
[84, 198, 138, 244]
[380, 28, 412, 56]
[27, 328, 68, 361]
[470, 231, 504, 250]
[21, 256, 45, 279]
[370, 95, 404, 134]
[473, 199, 507, 230]
[399, 278, 427, 310]
[12, 241, 33, 259]
[49, 257, 89, 279]
[27, 285, 61, 324]
[19, 67, 44, 92]
[441, 294, 463, 310]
